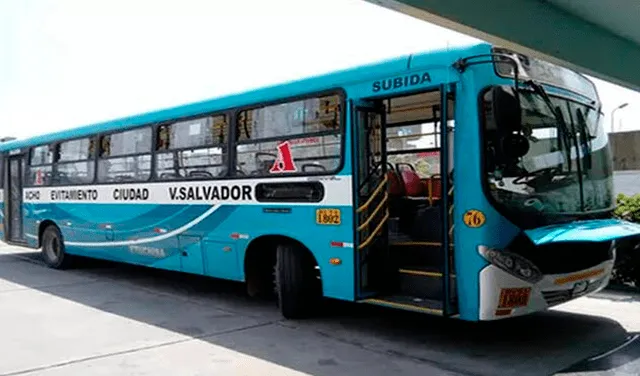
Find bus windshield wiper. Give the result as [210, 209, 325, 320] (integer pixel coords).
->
[524, 80, 573, 172]
[575, 107, 593, 169]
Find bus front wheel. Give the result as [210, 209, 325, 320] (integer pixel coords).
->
[275, 243, 320, 319]
[41, 225, 72, 269]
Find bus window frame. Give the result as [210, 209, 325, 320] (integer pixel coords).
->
[230, 88, 346, 180]
[25, 134, 101, 188]
[476, 84, 607, 228]
[96, 126, 154, 184]
[25, 143, 57, 187]
[53, 135, 99, 186]
[378, 89, 452, 178]
[14, 88, 347, 187]
[154, 112, 231, 181]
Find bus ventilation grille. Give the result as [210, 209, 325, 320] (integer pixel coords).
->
[541, 289, 572, 306]
[541, 282, 601, 306]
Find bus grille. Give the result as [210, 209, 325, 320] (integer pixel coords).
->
[507, 234, 613, 274]
[542, 281, 602, 306]
[541, 289, 572, 306]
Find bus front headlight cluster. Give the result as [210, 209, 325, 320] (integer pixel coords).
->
[478, 246, 543, 283]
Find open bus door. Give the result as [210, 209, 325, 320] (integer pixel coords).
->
[351, 100, 393, 297]
[353, 86, 457, 316]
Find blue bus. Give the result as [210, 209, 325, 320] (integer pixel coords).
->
[2, 42, 640, 321]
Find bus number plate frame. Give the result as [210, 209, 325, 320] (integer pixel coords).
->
[498, 287, 531, 309]
[316, 208, 341, 225]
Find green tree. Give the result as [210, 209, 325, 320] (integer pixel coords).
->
[614, 193, 640, 223]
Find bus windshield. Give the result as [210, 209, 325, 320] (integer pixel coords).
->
[482, 87, 615, 225]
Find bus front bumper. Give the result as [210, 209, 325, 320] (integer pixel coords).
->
[478, 259, 613, 320]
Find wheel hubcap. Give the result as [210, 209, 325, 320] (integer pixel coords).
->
[45, 234, 60, 261]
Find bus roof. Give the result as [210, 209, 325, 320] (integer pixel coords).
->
[0, 42, 491, 152]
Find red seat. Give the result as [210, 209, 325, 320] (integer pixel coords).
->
[401, 170, 426, 197]
[387, 171, 403, 196]
[427, 176, 442, 200]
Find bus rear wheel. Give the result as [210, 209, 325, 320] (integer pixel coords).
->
[275, 243, 320, 319]
[41, 225, 72, 269]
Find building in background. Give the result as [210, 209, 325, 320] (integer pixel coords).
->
[611, 131, 640, 196]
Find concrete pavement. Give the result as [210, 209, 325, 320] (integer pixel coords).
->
[0, 242, 638, 375]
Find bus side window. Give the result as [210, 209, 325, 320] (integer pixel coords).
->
[54, 137, 96, 185]
[235, 94, 343, 177]
[384, 91, 454, 202]
[97, 128, 152, 183]
[27, 144, 55, 186]
[154, 114, 228, 180]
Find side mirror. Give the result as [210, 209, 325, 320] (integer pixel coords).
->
[491, 85, 522, 133]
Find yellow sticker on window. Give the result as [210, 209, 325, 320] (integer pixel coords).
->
[316, 208, 341, 225]
[463, 209, 486, 228]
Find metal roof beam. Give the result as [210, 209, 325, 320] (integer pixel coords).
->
[365, 0, 640, 91]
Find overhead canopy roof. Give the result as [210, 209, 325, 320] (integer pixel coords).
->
[365, 0, 640, 92]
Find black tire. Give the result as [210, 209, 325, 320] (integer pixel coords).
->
[275, 243, 321, 319]
[41, 225, 72, 269]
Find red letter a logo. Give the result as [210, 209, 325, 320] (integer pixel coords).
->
[269, 141, 297, 173]
[35, 169, 43, 185]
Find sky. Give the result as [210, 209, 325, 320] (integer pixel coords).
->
[1, 0, 640, 140]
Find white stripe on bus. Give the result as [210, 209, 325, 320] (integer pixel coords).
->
[20, 176, 353, 206]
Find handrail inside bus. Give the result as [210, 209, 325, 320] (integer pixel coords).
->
[357, 193, 388, 232]
[357, 175, 388, 213]
[358, 210, 389, 250]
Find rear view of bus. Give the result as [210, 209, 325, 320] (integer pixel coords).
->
[456, 47, 640, 320]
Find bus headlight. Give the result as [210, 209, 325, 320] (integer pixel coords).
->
[478, 246, 543, 284]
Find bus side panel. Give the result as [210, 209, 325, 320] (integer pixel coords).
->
[228, 204, 356, 301]
[25, 203, 107, 248]
[23, 202, 186, 270]
[23, 202, 43, 248]
[22, 198, 357, 302]
[452, 77, 520, 321]
[105, 203, 204, 271]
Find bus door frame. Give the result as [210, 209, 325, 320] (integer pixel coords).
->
[351, 98, 389, 298]
[5, 149, 27, 245]
[439, 83, 455, 316]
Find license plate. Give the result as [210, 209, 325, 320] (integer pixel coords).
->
[316, 208, 341, 225]
[498, 287, 531, 308]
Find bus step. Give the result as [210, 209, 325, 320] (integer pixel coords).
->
[398, 266, 457, 300]
[391, 243, 444, 268]
[388, 231, 413, 244]
[361, 295, 443, 316]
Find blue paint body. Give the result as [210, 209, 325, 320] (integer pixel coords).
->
[2, 42, 638, 321]
[20, 202, 355, 299]
[524, 219, 640, 245]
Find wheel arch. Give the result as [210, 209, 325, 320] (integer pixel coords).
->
[38, 219, 59, 248]
[243, 234, 322, 297]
